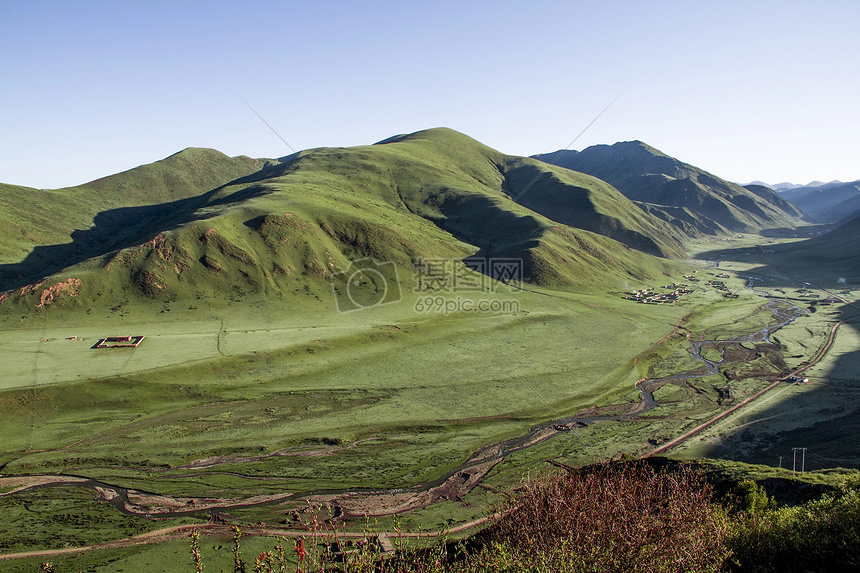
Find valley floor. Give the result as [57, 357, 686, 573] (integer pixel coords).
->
[1, 234, 858, 571]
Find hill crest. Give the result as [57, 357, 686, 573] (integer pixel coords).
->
[533, 141, 804, 236]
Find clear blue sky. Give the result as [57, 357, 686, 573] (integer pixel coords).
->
[2, 0, 858, 189]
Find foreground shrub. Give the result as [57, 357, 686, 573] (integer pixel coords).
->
[462, 462, 730, 573]
[727, 483, 860, 572]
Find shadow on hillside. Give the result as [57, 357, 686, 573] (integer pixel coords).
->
[433, 193, 544, 253]
[504, 162, 678, 258]
[758, 223, 836, 238]
[0, 185, 272, 291]
[690, 238, 860, 470]
[221, 155, 300, 187]
[696, 312, 860, 471]
[695, 240, 860, 290]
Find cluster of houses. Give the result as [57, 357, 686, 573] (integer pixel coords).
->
[622, 283, 695, 304]
[706, 278, 739, 298]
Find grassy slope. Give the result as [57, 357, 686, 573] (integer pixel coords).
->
[0, 149, 262, 286]
[0, 128, 702, 498]
[767, 214, 860, 284]
[2, 129, 844, 567]
[676, 235, 860, 473]
[500, 157, 685, 257]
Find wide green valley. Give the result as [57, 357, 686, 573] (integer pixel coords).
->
[1, 128, 858, 572]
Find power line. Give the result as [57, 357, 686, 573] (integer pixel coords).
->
[233, 90, 339, 197]
[507, 88, 628, 207]
[805, 450, 859, 464]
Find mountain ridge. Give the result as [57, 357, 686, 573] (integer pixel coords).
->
[0, 129, 686, 311]
[0, 148, 262, 271]
[532, 142, 804, 236]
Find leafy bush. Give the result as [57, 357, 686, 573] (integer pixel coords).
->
[724, 480, 777, 517]
[463, 462, 729, 573]
[174, 463, 730, 573]
[727, 482, 860, 572]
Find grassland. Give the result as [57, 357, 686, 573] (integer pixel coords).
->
[1, 252, 827, 571]
[0, 251, 788, 564]
[1, 130, 855, 570]
[0, 283, 691, 484]
[4, 227, 845, 568]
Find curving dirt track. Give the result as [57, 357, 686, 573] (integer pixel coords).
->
[0, 514, 500, 561]
[647, 246, 857, 457]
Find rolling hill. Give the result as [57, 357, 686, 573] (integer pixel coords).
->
[533, 142, 804, 236]
[0, 148, 263, 283]
[0, 129, 688, 312]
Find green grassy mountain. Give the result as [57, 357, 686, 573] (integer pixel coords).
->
[533, 142, 805, 236]
[0, 148, 262, 284]
[0, 129, 686, 310]
[501, 157, 684, 257]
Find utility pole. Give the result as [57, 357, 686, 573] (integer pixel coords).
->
[778, 456, 783, 469]
[792, 448, 808, 474]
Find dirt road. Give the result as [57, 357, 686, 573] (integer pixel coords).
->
[647, 247, 855, 457]
[0, 515, 499, 561]
[648, 315, 843, 457]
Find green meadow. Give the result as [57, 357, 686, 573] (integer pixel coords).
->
[1, 282, 694, 487]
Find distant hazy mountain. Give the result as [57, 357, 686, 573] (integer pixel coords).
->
[532, 142, 803, 237]
[746, 180, 777, 188]
[776, 181, 860, 223]
[755, 180, 845, 191]
[0, 128, 688, 310]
